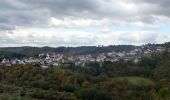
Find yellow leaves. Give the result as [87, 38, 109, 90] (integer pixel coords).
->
[53, 68, 73, 85]
[54, 68, 65, 75]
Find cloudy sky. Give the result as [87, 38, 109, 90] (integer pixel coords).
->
[0, 0, 170, 47]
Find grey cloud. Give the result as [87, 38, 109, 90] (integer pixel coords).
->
[131, 0, 170, 16]
[0, 0, 170, 31]
[0, 0, 169, 47]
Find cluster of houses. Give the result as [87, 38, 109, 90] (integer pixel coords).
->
[0, 46, 166, 68]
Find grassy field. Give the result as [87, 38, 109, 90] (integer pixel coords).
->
[114, 76, 154, 86]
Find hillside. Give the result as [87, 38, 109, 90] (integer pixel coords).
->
[0, 45, 139, 56]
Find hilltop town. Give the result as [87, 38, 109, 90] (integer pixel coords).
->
[0, 45, 166, 68]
